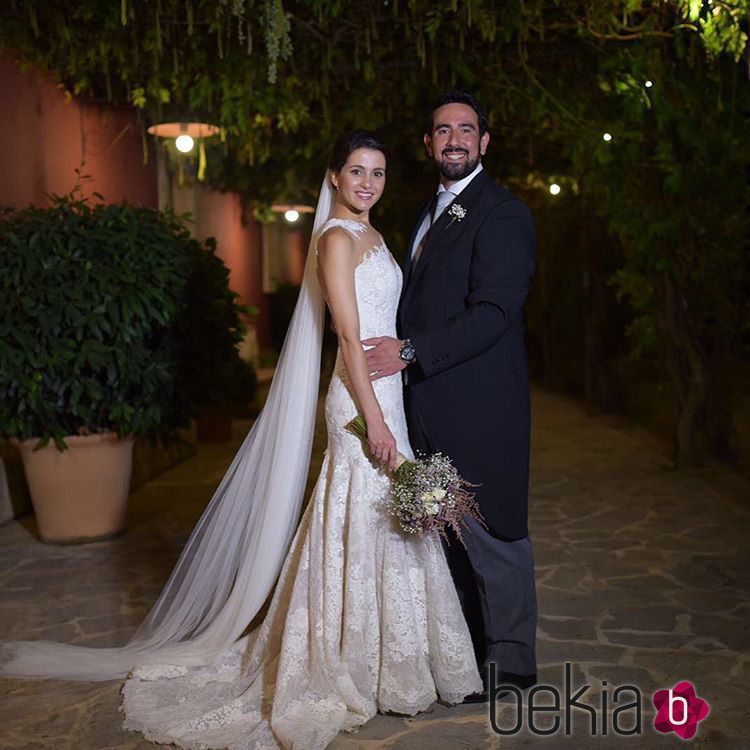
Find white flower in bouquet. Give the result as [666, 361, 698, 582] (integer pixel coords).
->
[345, 416, 484, 545]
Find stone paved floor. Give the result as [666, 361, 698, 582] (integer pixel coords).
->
[1, 387, 748, 749]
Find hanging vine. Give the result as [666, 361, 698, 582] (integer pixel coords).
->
[0, 0, 746, 202]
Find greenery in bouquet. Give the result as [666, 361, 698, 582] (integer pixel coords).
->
[345, 416, 483, 544]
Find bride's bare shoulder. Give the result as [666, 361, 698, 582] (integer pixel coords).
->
[317, 225, 355, 254]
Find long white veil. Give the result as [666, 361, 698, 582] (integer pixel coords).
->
[0, 176, 334, 681]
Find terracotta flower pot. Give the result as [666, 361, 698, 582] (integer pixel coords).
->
[16, 432, 134, 543]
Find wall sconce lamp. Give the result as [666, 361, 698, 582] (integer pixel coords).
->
[271, 204, 316, 224]
[147, 121, 220, 180]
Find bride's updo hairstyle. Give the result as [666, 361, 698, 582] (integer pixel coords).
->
[328, 130, 388, 173]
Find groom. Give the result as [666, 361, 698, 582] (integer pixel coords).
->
[364, 90, 537, 700]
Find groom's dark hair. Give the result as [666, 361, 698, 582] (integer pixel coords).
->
[328, 130, 388, 173]
[427, 89, 488, 136]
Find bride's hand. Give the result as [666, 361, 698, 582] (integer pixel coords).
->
[366, 418, 398, 472]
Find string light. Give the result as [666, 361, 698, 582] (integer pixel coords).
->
[603, 133, 613, 142]
[284, 209, 300, 223]
[549, 183, 561, 196]
[645, 80, 653, 88]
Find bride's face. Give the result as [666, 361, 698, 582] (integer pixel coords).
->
[331, 148, 386, 214]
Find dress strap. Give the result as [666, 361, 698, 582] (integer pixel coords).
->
[319, 218, 367, 235]
[315, 218, 368, 256]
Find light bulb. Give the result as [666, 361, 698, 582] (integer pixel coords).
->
[603, 132, 613, 142]
[549, 183, 561, 196]
[645, 80, 653, 88]
[284, 209, 300, 223]
[175, 134, 195, 153]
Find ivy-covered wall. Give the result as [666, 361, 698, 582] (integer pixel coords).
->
[195, 186, 272, 349]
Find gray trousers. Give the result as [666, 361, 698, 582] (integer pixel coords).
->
[442, 517, 538, 678]
[404, 388, 537, 678]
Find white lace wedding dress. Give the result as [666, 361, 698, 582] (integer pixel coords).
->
[121, 219, 482, 749]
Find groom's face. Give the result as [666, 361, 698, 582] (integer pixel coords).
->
[424, 103, 489, 184]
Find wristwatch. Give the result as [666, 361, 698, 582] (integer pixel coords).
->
[399, 338, 417, 365]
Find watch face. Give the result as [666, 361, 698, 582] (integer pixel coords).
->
[400, 343, 415, 362]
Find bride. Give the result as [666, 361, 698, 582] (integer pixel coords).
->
[1, 131, 482, 748]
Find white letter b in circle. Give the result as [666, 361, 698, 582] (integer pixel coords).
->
[668, 691, 688, 726]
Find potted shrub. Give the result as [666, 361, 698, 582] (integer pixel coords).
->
[0, 190, 200, 542]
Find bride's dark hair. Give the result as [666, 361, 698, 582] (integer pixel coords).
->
[328, 130, 388, 172]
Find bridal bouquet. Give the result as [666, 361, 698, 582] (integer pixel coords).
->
[345, 416, 484, 544]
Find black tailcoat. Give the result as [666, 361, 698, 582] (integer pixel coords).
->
[398, 169, 536, 540]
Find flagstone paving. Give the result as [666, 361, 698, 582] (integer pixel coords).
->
[1, 387, 748, 749]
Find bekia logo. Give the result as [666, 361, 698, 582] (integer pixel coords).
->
[653, 681, 710, 740]
[488, 664, 710, 740]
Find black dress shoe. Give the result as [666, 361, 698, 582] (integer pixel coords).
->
[462, 690, 489, 704]
[463, 688, 518, 704]
[491, 670, 537, 690]
[463, 669, 537, 704]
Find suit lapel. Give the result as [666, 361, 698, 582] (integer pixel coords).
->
[404, 169, 491, 301]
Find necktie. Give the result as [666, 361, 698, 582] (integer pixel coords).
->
[411, 189, 454, 268]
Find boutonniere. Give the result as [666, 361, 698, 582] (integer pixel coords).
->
[446, 203, 467, 228]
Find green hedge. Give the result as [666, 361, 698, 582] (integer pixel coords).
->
[0, 191, 253, 448]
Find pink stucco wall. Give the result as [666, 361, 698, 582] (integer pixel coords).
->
[0, 53, 158, 208]
[197, 188, 271, 346]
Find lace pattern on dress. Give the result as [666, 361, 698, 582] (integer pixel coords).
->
[121, 226, 482, 750]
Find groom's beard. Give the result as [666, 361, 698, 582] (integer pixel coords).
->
[437, 148, 479, 181]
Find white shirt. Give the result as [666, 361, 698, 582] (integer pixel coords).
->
[437, 161, 484, 200]
[410, 162, 484, 261]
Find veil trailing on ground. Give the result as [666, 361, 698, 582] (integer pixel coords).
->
[0, 176, 334, 681]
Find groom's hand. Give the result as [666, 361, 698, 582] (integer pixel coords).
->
[362, 336, 406, 380]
